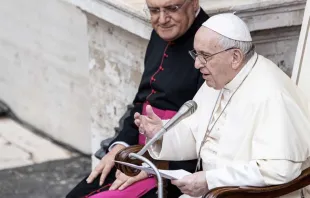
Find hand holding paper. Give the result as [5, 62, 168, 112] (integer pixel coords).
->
[171, 171, 209, 197]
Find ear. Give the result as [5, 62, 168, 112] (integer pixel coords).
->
[192, 0, 200, 12]
[231, 49, 244, 70]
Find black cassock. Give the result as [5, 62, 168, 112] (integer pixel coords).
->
[67, 9, 209, 198]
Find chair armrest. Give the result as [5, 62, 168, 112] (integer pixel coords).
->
[114, 145, 169, 177]
[204, 167, 310, 198]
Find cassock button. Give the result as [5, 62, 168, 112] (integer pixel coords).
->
[164, 54, 168, 58]
[160, 66, 164, 71]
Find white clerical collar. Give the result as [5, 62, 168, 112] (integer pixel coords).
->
[195, 8, 201, 17]
[224, 52, 258, 91]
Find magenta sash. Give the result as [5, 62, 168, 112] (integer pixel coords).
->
[89, 103, 176, 198]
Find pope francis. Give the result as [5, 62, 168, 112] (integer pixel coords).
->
[134, 13, 310, 198]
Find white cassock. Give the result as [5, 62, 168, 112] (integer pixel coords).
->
[148, 53, 310, 198]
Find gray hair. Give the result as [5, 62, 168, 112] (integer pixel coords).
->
[217, 34, 255, 63]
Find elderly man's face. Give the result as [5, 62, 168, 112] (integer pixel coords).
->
[146, 0, 199, 41]
[193, 28, 236, 90]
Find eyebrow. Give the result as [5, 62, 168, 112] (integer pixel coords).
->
[197, 50, 211, 56]
[147, 1, 183, 9]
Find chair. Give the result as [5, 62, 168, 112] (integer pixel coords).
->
[204, 167, 310, 198]
[115, 145, 310, 198]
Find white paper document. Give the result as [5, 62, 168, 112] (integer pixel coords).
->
[114, 160, 192, 180]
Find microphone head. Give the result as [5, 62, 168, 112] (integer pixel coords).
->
[178, 100, 197, 117]
[184, 100, 197, 114]
[162, 100, 198, 131]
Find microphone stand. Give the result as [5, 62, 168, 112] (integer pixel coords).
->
[129, 153, 164, 198]
[126, 100, 197, 198]
[128, 130, 167, 198]
[136, 128, 166, 156]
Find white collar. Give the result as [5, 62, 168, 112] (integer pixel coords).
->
[224, 53, 258, 91]
[195, 7, 201, 18]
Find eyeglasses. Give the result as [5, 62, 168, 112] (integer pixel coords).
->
[144, 0, 189, 18]
[188, 47, 236, 64]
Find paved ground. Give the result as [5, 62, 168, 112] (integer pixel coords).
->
[0, 118, 75, 170]
[0, 116, 92, 198]
[0, 156, 91, 198]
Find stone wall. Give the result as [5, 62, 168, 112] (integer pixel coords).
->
[87, 14, 148, 155]
[0, 0, 90, 153]
[253, 26, 301, 76]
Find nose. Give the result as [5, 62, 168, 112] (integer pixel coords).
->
[158, 11, 169, 24]
[194, 58, 204, 69]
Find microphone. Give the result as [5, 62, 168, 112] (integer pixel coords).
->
[162, 100, 197, 132]
[136, 100, 197, 156]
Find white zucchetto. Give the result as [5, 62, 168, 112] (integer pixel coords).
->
[202, 13, 252, 42]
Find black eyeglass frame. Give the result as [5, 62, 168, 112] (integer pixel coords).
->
[144, 0, 190, 18]
[188, 47, 236, 64]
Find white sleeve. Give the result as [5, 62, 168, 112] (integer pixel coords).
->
[108, 141, 130, 151]
[147, 85, 207, 161]
[148, 118, 197, 161]
[205, 160, 302, 190]
[256, 159, 302, 185]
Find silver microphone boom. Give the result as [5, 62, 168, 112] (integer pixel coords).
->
[163, 100, 197, 131]
[136, 100, 197, 156]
